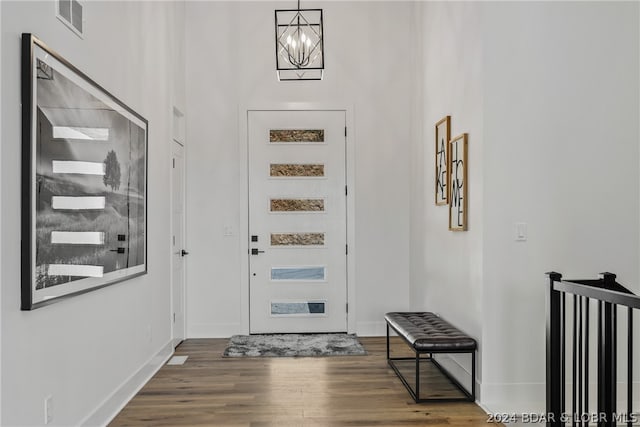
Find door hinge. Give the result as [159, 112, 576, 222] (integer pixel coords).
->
[346, 244, 348, 255]
[346, 303, 349, 313]
[345, 127, 347, 137]
[345, 185, 348, 196]
[173, 312, 176, 323]
[172, 158, 175, 168]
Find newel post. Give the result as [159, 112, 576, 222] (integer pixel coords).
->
[546, 271, 563, 427]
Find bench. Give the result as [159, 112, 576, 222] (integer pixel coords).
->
[385, 312, 477, 403]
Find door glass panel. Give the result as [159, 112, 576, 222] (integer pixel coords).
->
[270, 164, 325, 177]
[270, 198, 324, 212]
[271, 267, 326, 281]
[270, 129, 324, 143]
[271, 233, 325, 246]
[271, 301, 326, 315]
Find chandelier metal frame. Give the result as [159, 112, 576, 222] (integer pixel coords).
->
[274, 1, 324, 81]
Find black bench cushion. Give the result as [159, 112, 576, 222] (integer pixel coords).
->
[385, 312, 477, 352]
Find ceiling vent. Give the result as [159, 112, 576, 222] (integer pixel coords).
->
[57, 0, 83, 38]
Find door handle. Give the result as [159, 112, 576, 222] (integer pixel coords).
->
[181, 249, 189, 257]
[251, 248, 265, 255]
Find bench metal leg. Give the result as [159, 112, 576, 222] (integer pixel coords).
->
[415, 352, 420, 401]
[472, 351, 476, 401]
[386, 323, 390, 360]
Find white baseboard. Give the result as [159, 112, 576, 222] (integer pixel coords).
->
[356, 321, 387, 336]
[481, 382, 545, 414]
[187, 322, 242, 338]
[481, 381, 640, 417]
[481, 382, 640, 426]
[80, 341, 174, 427]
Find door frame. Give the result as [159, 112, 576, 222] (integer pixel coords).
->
[170, 107, 187, 347]
[239, 103, 356, 335]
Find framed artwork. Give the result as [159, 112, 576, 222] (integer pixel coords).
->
[21, 33, 148, 309]
[434, 116, 450, 205]
[449, 133, 468, 231]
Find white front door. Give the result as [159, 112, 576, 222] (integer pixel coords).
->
[248, 110, 347, 333]
[171, 141, 186, 346]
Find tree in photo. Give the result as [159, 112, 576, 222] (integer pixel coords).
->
[103, 150, 121, 191]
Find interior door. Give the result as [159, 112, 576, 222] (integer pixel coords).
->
[248, 110, 347, 334]
[171, 140, 186, 346]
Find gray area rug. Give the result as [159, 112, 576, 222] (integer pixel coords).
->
[223, 333, 367, 357]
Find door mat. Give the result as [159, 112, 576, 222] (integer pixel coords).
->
[222, 333, 367, 357]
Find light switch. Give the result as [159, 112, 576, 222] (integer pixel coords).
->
[515, 222, 527, 241]
[224, 225, 233, 236]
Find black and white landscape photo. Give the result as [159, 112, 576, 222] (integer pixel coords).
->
[24, 38, 148, 307]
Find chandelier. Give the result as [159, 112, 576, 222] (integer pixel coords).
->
[275, 0, 324, 81]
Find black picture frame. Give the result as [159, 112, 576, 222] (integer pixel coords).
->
[21, 33, 148, 310]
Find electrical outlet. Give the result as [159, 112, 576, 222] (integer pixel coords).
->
[44, 395, 53, 424]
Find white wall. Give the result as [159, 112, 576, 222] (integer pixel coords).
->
[411, 0, 484, 375]
[2, 1, 634, 423]
[0, 1, 184, 425]
[412, 0, 639, 414]
[185, 1, 413, 338]
[481, 1, 639, 412]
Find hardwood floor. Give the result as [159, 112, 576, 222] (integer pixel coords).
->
[109, 337, 492, 426]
